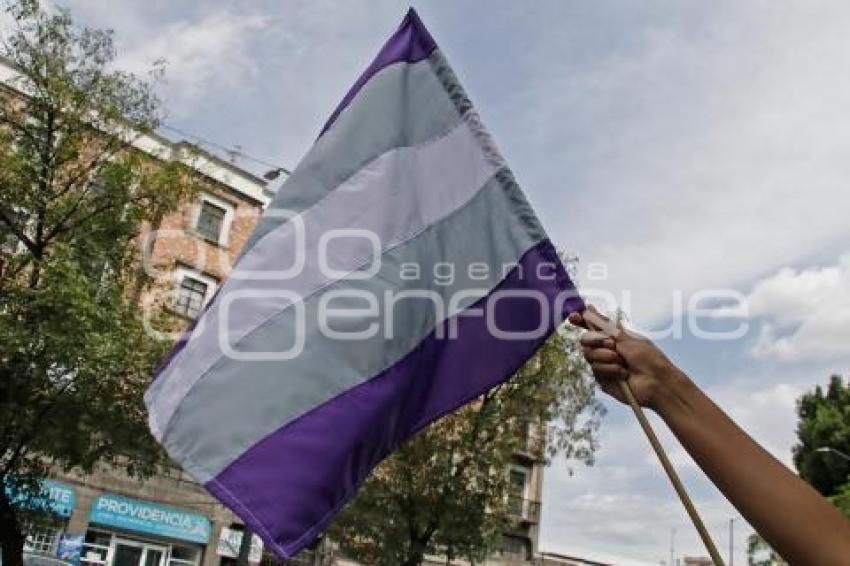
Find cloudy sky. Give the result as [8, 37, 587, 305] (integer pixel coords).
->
[57, 1, 850, 563]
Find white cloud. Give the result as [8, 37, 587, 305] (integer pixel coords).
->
[511, 3, 850, 328]
[711, 380, 804, 467]
[742, 256, 850, 363]
[114, 10, 271, 110]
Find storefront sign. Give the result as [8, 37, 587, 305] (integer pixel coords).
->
[56, 533, 84, 566]
[217, 527, 263, 563]
[89, 493, 211, 543]
[4, 478, 76, 518]
[42, 480, 76, 517]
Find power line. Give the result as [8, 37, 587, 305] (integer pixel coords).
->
[159, 122, 292, 177]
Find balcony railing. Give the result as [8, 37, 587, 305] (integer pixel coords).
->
[515, 434, 544, 461]
[507, 496, 541, 523]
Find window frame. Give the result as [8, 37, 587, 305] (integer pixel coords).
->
[507, 465, 531, 519]
[168, 543, 201, 566]
[191, 192, 235, 247]
[81, 528, 111, 566]
[23, 520, 64, 556]
[172, 267, 218, 319]
[80, 529, 203, 566]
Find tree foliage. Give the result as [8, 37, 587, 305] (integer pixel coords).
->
[829, 482, 850, 519]
[0, 1, 195, 563]
[327, 328, 603, 566]
[746, 533, 787, 566]
[792, 375, 850, 497]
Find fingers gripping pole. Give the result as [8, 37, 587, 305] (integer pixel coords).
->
[617, 379, 726, 566]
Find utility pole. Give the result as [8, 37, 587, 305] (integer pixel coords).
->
[728, 518, 735, 566]
[669, 527, 676, 566]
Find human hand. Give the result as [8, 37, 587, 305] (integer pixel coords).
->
[567, 306, 686, 412]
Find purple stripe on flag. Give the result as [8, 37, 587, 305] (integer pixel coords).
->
[204, 238, 584, 557]
[317, 8, 437, 138]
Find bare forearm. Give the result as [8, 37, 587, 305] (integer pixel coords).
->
[655, 369, 850, 565]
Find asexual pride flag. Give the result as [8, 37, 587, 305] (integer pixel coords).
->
[145, 8, 583, 557]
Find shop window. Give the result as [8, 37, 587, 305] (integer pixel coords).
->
[81, 529, 111, 566]
[23, 520, 63, 556]
[174, 276, 209, 318]
[168, 544, 200, 566]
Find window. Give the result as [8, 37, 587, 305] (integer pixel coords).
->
[192, 193, 234, 246]
[508, 467, 529, 517]
[518, 419, 543, 455]
[195, 201, 226, 242]
[174, 276, 209, 318]
[172, 267, 217, 320]
[81, 530, 111, 566]
[23, 520, 63, 556]
[169, 544, 201, 566]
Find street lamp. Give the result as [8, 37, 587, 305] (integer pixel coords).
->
[816, 446, 850, 462]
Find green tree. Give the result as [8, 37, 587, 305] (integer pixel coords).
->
[792, 375, 850, 497]
[829, 483, 850, 519]
[327, 328, 603, 566]
[0, 1, 196, 563]
[746, 533, 787, 566]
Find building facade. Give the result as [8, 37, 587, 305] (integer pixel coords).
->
[491, 426, 546, 565]
[18, 138, 275, 565]
[17, 131, 274, 566]
[0, 49, 277, 565]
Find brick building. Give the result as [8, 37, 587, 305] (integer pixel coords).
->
[17, 125, 275, 566]
[0, 53, 276, 566]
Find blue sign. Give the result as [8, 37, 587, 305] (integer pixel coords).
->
[4, 479, 76, 518]
[56, 533, 84, 566]
[41, 480, 76, 518]
[89, 494, 211, 543]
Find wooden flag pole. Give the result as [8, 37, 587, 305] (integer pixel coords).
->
[617, 378, 725, 566]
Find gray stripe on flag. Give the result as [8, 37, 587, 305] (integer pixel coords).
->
[162, 170, 546, 482]
[240, 50, 461, 258]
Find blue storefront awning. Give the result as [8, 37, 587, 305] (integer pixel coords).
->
[89, 493, 211, 544]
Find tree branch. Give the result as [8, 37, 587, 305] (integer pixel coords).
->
[0, 205, 38, 256]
